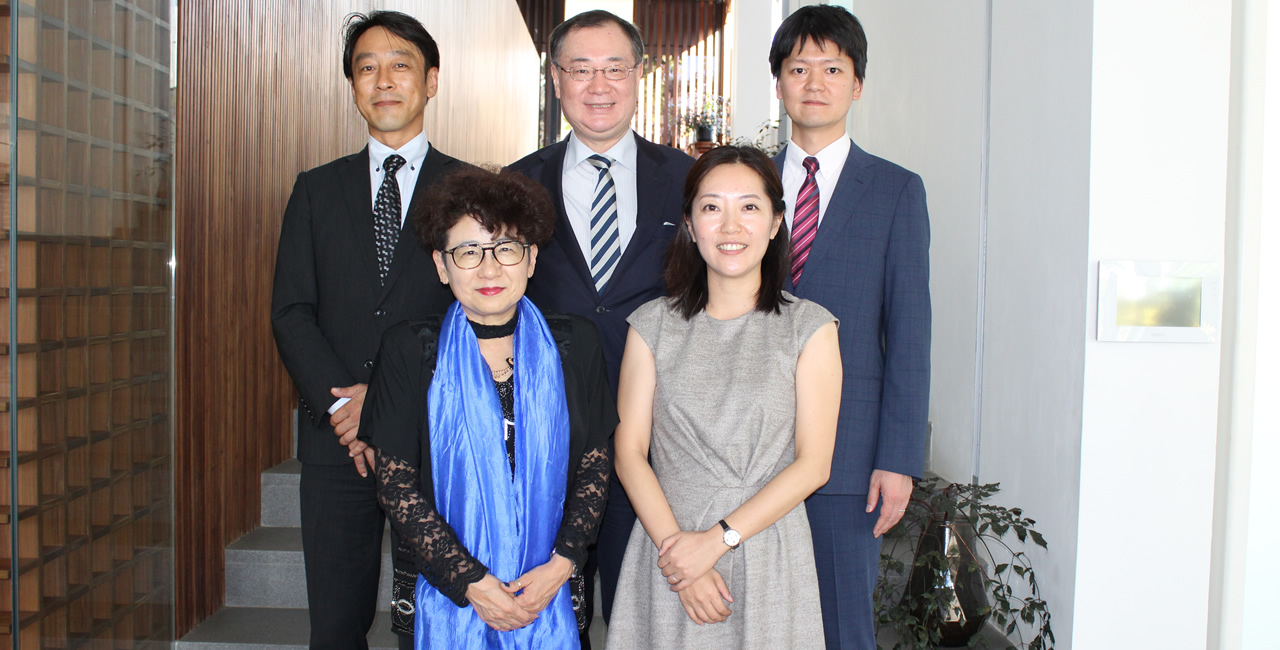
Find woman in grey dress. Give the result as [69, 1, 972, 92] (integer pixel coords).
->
[607, 146, 842, 648]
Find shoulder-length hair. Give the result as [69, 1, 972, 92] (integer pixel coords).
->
[664, 146, 791, 320]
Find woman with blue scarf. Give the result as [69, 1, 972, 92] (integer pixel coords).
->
[359, 168, 615, 649]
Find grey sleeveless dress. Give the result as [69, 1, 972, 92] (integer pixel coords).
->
[606, 294, 833, 649]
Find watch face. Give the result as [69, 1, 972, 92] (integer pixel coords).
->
[723, 529, 741, 547]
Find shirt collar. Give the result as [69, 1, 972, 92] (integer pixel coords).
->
[368, 131, 431, 172]
[785, 136, 852, 180]
[565, 130, 637, 173]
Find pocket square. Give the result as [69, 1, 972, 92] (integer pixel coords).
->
[663, 222, 676, 226]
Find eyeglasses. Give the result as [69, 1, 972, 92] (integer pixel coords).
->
[557, 64, 636, 82]
[442, 241, 530, 269]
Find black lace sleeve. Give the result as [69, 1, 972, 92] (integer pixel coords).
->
[375, 450, 488, 607]
[553, 442, 611, 572]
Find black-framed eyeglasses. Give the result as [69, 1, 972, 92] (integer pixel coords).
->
[557, 64, 636, 82]
[442, 241, 530, 269]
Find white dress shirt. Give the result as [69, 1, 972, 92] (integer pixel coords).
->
[782, 136, 853, 230]
[561, 131, 639, 264]
[367, 131, 431, 227]
[330, 132, 432, 415]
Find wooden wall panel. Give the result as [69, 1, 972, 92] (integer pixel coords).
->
[174, 0, 539, 635]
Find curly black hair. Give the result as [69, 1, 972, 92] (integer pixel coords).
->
[414, 168, 557, 251]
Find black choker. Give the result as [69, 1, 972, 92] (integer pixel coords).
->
[469, 312, 518, 339]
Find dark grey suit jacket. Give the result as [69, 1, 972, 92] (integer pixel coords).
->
[271, 146, 462, 466]
[508, 133, 695, 391]
[775, 139, 931, 495]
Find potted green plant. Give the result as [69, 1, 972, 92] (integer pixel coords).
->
[683, 97, 727, 142]
[875, 477, 1055, 650]
[730, 119, 786, 156]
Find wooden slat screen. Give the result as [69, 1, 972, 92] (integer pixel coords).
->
[174, 0, 539, 636]
[634, 0, 730, 149]
[2, 0, 174, 645]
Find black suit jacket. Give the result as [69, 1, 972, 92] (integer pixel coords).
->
[508, 133, 695, 390]
[272, 146, 463, 466]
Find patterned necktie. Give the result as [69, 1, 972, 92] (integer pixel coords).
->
[587, 154, 621, 292]
[790, 156, 821, 285]
[374, 154, 407, 284]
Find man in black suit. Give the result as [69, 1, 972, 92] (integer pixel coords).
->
[271, 11, 460, 649]
[507, 10, 695, 646]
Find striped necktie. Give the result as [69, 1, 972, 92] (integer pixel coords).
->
[790, 156, 820, 285]
[587, 154, 621, 292]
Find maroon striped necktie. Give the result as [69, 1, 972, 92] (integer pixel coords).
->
[790, 156, 821, 285]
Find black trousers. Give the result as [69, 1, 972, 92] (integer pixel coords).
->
[301, 462, 386, 650]
[592, 476, 637, 625]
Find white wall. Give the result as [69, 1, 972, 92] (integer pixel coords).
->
[845, 1, 987, 485]
[727, 0, 783, 147]
[1074, 3, 1232, 648]
[979, 4, 1094, 648]
[1212, 1, 1280, 648]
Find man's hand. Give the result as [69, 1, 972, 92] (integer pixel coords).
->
[657, 528, 726, 591]
[329, 384, 368, 446]
[466, 574, 538, 632]
[503, 554, 574, 615]
[347, 440, 376, 478]
[868, 469, 914, 537]
[676, 569, 733, 625]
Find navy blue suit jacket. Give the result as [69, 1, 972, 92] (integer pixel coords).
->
[509, 134, 695, 391]
[775, 140, 931, 495]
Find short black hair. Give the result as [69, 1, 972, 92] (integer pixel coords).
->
[548, 10, 645, 67]
[342, 11, 440, 80]
[665, 146, 791, 320]
[415, 168, 557, 252]
[768, 5, 867, 82]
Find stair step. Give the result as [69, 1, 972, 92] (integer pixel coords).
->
[260, 459, 302, 527]
[176, 607, 400, 649]
[225, 526, 393, 610]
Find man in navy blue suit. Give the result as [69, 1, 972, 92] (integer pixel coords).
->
[769, 6, 932, 648]
[507, 10, 695, 648]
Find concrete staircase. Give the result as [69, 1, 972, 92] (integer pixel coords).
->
[176, 459, 399, 649]
[177, 459, 608, 649]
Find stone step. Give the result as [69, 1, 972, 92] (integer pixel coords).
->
[177, 608, 609, 649]
[176, 607, 399, 650]
[260, 459, 302, 528]
[225, 525, 393, 611]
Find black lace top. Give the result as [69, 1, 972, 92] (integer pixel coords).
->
[359, 314, 617, 607]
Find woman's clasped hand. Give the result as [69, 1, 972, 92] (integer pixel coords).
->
[466, 575, 538, 632]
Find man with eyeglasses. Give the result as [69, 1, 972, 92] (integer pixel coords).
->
[508, 9, 695, 648]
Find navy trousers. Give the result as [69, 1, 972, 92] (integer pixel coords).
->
[807, 494, 883, 650]
[300, 462, 386, 650]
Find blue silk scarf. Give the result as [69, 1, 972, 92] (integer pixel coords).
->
[416, 298, 576, 649]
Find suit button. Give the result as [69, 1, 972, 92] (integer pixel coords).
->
[364, 359, 374, 369]
[595, 306, 607, 314]
[374, 309, 385, 317]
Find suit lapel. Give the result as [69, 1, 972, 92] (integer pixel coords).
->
[787, 139, 873, 292]
[380, 147, 451, 300]
[611, 136, 675, 298]
[541, 141, 598, 293]
[340, 147, 381, 297]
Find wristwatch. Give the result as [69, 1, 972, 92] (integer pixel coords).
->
[718, 519, 741, 551]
